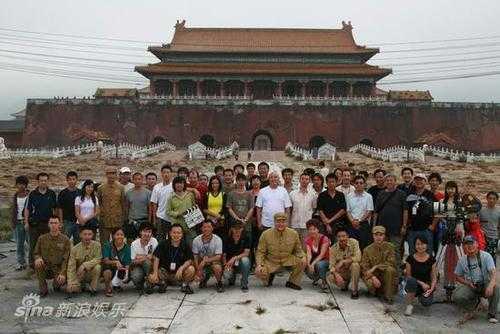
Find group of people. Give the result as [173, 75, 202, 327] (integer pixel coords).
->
[11, 160, 499, 323]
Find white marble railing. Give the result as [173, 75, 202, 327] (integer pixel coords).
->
[274, 95, 387, 102]
[1, 141, 175, 160]
[285, 142, 313, 161]
[349, 144, 425, 163]
[101, 141, 175, 160]
[423, 145, 500, 163]
[188, 141, 239, 160]
[4, 142, 101, 159]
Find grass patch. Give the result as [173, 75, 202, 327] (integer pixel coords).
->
[305, 300, 339, 312]
[255, 305, 267, 315]
[0, 206, 13, 240]
[237, 299, 252, 305]
[234, 324, 243, 330]
[273, 329, 298, 334]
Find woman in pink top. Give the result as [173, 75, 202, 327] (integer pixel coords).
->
[304, 219, 331, 291]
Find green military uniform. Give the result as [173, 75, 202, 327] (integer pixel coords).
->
[34, 232, 71, 288]
[97, 181, 125, 246]
[66, 240, 102, 293]
[256, 227, 305, 286]
[329, 238, 361, 288]
[361, 240, 398, 300]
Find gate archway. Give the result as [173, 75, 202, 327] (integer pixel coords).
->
[252, 130, 273, 151]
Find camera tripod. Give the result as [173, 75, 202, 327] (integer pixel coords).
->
[435, 218, 465, 302]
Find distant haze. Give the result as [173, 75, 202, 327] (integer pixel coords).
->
[1, 0, 499, 118]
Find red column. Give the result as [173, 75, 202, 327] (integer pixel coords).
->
[219, 80, 225, 97]
[243, 80, 251, 97]
[300, 80, 307, 97]
[149, 80, 156, 96]
[324, 80, 330, 98]
[275, 80, 283, 97]
[370, 83, 377, 97]
[172, 80, 179, 97]
[348, 82, 354, 97]
[196, 80, 202, 97]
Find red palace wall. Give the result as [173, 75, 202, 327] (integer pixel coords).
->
[22, 100, 500, 152]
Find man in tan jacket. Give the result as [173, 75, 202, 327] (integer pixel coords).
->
[97, 166, 125, 246]
[256, 213, 306, 290]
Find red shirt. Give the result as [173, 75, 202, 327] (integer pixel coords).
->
[305, 234, 330, 262]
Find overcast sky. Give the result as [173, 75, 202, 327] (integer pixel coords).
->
[1, 0, 499, 119]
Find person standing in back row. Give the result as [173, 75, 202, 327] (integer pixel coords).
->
[25, 172, 57, 268]
[97, 166, 126, 247]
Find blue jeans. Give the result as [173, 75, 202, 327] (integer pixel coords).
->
[64, 220, 80, 244]
[305, 259, 329, 281]
[224, 256, 251, 287]
[14, 221, 27, 266]
[408, 229, 433, 255]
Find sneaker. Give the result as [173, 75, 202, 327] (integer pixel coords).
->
[183, 285, 194, 295]
[241, 285, 249, 292]
[158, 283, 167, 293]
[404, 304, 413, 316]
[144, 285, 154, 295]
[15, 264, 25, 271]
[89, 289, 97, 297]
[351, 291, 359, 300]
[267, 273, 275, 287]
[199, 277, 208, 289]
[488, 314, 498, 323]
[216, 282, 224, 293]
[285, 281, 302, 291]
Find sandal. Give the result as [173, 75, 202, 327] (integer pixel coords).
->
[105, 287, 113, 297]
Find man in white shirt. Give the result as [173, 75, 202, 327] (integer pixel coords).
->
[289, 173, 317, 241]
[346, 175, 374, 250]
[256, 172, 292, 229]
[119, 167, 135, 193]
[150, 164, 173, 241]
[319, 161, 330, 179]
[130, 223, 158, 292]
[336, 169, 355, 197]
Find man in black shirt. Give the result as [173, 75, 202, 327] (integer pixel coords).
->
[258, 162, 270, 188]
[368, 169, 386, 205]
[397, 167, 416, 196]
[57, 171, 81, 243]
[147, 223, 195, 294]
[317, 173, 347, 241]
[24, 172, 57, 267]
[402, 173, 436, 256]
[223, 224, 251, 292]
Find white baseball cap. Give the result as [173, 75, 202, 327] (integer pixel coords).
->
[119, 167, 131, 174]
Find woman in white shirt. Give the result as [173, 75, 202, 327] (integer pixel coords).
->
[75, 179, 99, 237]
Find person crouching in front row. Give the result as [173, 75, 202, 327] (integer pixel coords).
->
[66, 226, 101, 296]
[147, 223, 196, 294]
[255, 212, 306, 290]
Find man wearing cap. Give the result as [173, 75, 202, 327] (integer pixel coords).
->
[130, 223, 158, 292]
[328, 227, 361, 299]
[256, 212, 306, 290]
[454, 235, 499, 323]
[66, 226, 102, 295]
[361, 226, 398, 303]
[97, 166, 126, 247]
[119, 167, 134, 192]
[33, 216, 71, 296]
[402, 173, 436, 255]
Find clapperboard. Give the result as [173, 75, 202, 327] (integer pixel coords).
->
[183, 205, 205, 228]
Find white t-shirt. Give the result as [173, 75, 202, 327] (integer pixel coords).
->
[75, 196, 99, 223]
[346, 191, 374, 221]
[131, 237, 158, 260]
[17, 196, 28, 220]
[150, 182, 173, 221]
[336, 184, 355, 197]
[289, 188, 317, 229]
[255, 186, 292, 228]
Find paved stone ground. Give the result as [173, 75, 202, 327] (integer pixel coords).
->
[1, 238, 498, 334]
